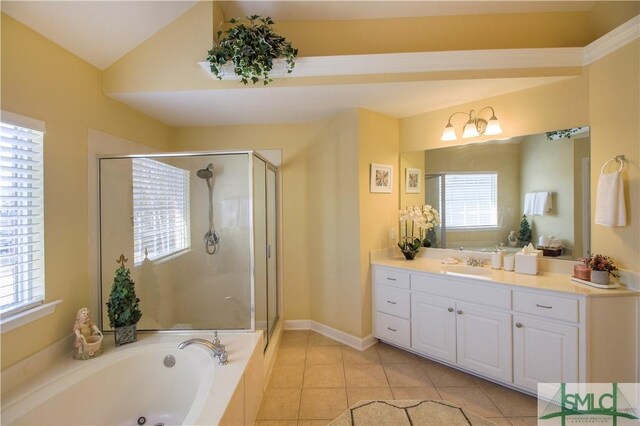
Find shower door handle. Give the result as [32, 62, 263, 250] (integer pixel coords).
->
[267, 244, 271, 259]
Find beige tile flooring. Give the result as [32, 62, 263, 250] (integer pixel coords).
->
[256, 331, 538, 426]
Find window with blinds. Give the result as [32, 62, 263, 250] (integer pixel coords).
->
[444, 173, 498, 229]
[132, 158, 190, 266]
[0, 120, 45, 318]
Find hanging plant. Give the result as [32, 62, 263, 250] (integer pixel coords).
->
[546, 127, 584, 140]
[207, 15, 298, 85]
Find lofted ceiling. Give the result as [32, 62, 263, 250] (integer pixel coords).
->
[1, 1, 598, 126]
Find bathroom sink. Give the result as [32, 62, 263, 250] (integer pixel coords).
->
[441, 265, 493, 280]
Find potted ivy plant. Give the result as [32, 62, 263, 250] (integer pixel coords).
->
[207, 15, 298, 85]
[107, 254, 142, 346]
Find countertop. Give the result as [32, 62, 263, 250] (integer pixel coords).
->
[372, 255, 639, 298]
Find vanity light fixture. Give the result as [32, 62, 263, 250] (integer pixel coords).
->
[441, 106, 502, 141]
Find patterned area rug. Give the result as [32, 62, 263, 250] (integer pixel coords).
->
[329, 400, 497, 426]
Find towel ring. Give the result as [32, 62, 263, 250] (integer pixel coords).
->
[601, 156, 624, 174]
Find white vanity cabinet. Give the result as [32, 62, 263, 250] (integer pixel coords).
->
[411, 290, 512, 382]
[372, 263, 639, 395]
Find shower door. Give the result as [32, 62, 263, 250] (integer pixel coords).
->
[99, 153, 253, 331]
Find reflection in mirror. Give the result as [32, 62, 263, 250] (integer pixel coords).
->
[400, 128, 590, 260]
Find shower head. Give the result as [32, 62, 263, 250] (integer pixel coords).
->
[196, 163, 214, 180]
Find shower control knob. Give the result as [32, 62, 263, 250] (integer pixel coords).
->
[448, 308, 454, 312]
[457, 310, 463, 315]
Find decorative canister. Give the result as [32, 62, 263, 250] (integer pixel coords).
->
[590, 270, 610, 285]
[574, 264, 591, 281]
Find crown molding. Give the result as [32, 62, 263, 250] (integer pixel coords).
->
[199, 16, 639, 81]
[583, 15, 640, 65]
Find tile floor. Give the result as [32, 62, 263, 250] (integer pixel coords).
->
[256, 330, 538, 426]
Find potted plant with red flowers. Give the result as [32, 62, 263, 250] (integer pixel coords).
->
[583, 254, 620, 285]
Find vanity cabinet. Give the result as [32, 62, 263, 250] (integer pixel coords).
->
[512, 314, 578, 390]
[411, 292, 512, 382]
[372, 263, 638, 395]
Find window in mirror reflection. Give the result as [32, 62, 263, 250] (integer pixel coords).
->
[444, 173, 498, 229]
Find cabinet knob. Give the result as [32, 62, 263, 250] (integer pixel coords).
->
[515, 322, 523, 328]
[457, 310, 463, 315]
[448, 307, 454, 312]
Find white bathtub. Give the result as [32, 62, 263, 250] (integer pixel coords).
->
[1, 332, 263, 425]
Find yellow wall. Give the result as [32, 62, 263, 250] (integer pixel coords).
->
[171, 124, 313, 323]
[400, 76, 590, 152]
[358, 110, 400, 335]
[276, 12, 593, 57]
[0, 14, 172, 370]
[588, 40, 640, 272]
[103, 1, 215, 93]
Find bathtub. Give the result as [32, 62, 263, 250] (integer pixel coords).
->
[1, 332, 263, 425]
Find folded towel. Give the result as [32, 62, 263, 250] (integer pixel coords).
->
[533, 192, 552, 215]
[595, 171, 626, 227]
[523, 192, 536, 215]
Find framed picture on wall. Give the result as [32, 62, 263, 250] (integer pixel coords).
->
[406, 168, 421, 193]
[370, 163, 393, 193]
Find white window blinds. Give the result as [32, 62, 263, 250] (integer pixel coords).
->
[0, 119, 45, 318]
[132, 158, 190, 265]
[445, 173, 498, 229]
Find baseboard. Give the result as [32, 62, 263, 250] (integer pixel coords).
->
[283, 319, 312, 330]
[283, 319, 378, 351]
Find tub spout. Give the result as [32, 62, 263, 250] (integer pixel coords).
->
[178, 338, 228, 365]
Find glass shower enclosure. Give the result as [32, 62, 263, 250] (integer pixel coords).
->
[98, 151, 278, 347]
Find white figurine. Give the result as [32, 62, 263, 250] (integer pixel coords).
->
[73, 307, 103, 360]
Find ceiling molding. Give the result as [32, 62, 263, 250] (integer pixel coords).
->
[583, 15, 640, 65]
[198, 47, 584, 80]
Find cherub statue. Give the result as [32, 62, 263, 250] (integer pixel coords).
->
[73, 307, 103, 360]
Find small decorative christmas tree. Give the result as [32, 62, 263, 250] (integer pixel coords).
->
[518, 215, 532, 246]
[107, 254, 141, 345]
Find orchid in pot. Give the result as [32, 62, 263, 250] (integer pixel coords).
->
[419, 205, 441, 247]
[398, 206, 427, 260]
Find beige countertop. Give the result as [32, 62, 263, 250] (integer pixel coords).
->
[372, 255, 639, 298]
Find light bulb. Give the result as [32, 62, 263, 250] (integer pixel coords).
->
[484, 116, 503, 136]
[441, 123, 457, 141]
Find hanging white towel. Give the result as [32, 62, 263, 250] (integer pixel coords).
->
[595, 170, 626, 227]
[523, 193, 536, 215]
[533, 192, 552, 215]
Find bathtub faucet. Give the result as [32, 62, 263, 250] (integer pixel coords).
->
[178, 335, 228, 365]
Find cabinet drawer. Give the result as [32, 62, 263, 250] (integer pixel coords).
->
[411, 273, 511, 309]
[376, 312, 411, 347]
[513, 291, 579, 323]
[374, 267, 410, 289]
[375, 285, 410, 319]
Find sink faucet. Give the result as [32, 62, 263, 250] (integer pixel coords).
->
[462, 256, 488, 267]
[178, 331, 228, 365]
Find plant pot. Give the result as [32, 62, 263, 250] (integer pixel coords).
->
[114, 324, 137, 347]
[422, 239, 431, 248]
[401, 250, 419, 260]
[590, 270, 610, 285]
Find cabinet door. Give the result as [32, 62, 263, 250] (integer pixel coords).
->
[456, 303, 512, 382]
[411, 293, 456, 363]
[513, 315, 578, 392]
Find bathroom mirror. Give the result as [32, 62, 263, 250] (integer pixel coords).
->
[399, 127, 590, 260]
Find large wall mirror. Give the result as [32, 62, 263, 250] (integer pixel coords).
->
[400, 127, 590, 260]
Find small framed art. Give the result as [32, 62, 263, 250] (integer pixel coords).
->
[405, 168, 421, 193]
[370, 163, 393, 193]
